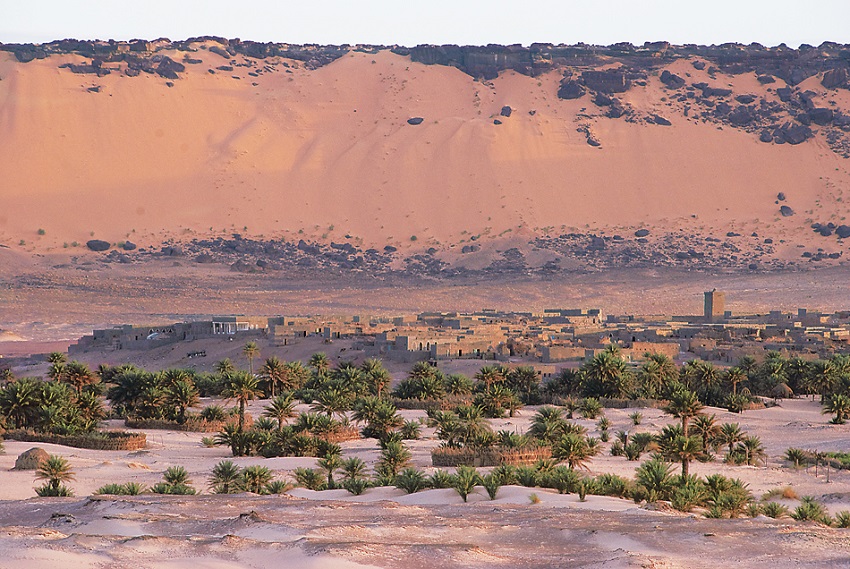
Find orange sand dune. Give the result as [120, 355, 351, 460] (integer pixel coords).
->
[0, 47, 849, 255]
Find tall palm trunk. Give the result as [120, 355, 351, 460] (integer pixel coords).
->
[239, 400, 246, 432]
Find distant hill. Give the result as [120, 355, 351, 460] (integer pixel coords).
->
[1, 38, 849, 274]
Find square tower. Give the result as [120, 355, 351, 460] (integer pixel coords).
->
[704, 289, 726, 322]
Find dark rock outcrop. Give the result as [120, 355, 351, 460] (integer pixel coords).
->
[660, 70, 685, 89]
[581, 70, 630, 93]
[822, 67, 849, 89]
[86, 239, 110, 252]
[557, 80, 585, 100]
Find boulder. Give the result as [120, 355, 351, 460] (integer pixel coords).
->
[593, 93, 613, 106]
[493, 119, 502, 125]
[777, 192, 786, 201]
[781, 125, 812, 145]
[652, 115, 672, 126]
[735, 94, 757, 104]
[776, 87, 793, 102]
[780, 205, 795, 217]
[86, 239, 110, 252]
[759, 130, 773, 143]
[837, 225, 850, 239]
[122, 241, 137, 251]
[500, 106, 512, 117]
[757, 75, 776, 84]
[660, 70, 685, 89]
[692, 60, 706, 70]
[727, 106, 755, 126]
[822, 67, 849, 89]
[634, 229, 650, 237]
[809, 108, 834, 126]
[407, 117, 424, 125]
[195, 253, 215, 264]
[557, 80, 585, 100]
[819, 226, 834, 237]
[14, 448, 50, 470]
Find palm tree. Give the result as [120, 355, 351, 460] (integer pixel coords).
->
[670, 435, 703, 477]
[310, 387, 353, 420]
[209, 460, 243, 494]
[635, 458, 675, 502]
[317, 453, 343, 488]
[823, 393, 850, 424]
[716, 423, 744, 456]
[739, 436, 766, 466]
[474, 366, 505, 390]
[309, 353, 331, 377]
[166, 378, 199, 424]
[376, 441, 411, 478]
[36, 455, 75, 493]
[222, 371, 263, 432]
[243, 342, 260, 375]
[506, 366, 540, 401]
[691, 413, 719, 452]
[453, 466, 481, 502]
[808, 360, 838, 402]
[529, 406, 568, 444]
[263, 394, 296, 430]
[725, 367, 747, 396]
[242, 465, 273, 494]
[47, 352, 67, 365]
[582, 350, 631, 398]
[663, 389, 704, 437]
[0, 377, 41, 428]
[62, 361, 96, 395]
[215, 358, 236, 376]
[361, 359, 391, 398]
[261, 357, 286, 398]
[341, 457, 368, 480]
[160, 368, 192, 390]
[553, 433, 592, 470]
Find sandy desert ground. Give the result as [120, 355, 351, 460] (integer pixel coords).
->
[2, 399, 850, 568]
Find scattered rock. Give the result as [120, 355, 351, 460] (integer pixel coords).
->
[500, 106, 512, 117]
[493, 119, 502, 125]
[777, 193, 786, 201]
[407, 117, 424, 125]
[86, 239, 110, 252]
[557, 80, 585, 100]
[659, 70, 685, 89]
[14, 448, 50, 470]
[780, 205, 795, 217]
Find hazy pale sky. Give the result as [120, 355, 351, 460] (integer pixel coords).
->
[3, 1, 849, 47]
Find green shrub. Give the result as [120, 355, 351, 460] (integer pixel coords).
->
[428, 469, 455, 489]
[762, 501, 789, 519]
[343, 477, 369, 495]
[395, 468, 428, 494]
[293, 467, 326, 491]
[482, 474, 501, 500]
[453, 466, 481, 502]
